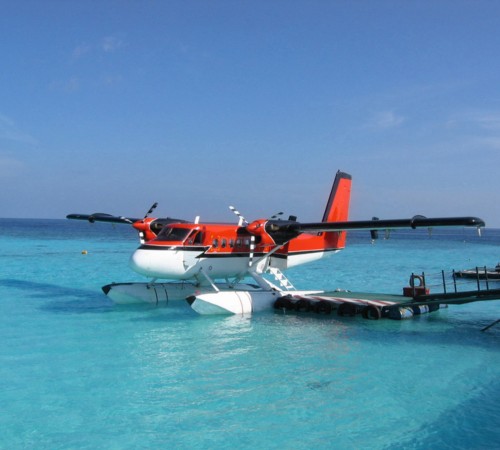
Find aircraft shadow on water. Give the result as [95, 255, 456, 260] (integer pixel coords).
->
[0, 278, 113, 314]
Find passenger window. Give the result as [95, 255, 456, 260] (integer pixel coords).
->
[212, 238, 218, 248]
[229, 239, 234, 248]
[221, 239, 227, 248]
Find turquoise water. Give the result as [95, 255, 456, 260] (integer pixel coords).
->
[1, 219, 499, 449]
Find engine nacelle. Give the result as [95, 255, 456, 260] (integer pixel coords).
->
[132, 218, 161, 242]
[245, 219, 276, 246]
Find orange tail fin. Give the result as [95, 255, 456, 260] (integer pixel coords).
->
[322, 171, 352, 248]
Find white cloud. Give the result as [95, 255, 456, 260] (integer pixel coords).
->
[447, 110, 500, 131]
[0, 114, 38, 145]
[48, 77, 81, 93]
[0, 154, 25, 178]
[470, 113, 500, 131]
[64, 77, 80, 92]
[71, 35, 124, 60]
[100, 74, 123, 87]
[101, 36, 123, 52]
[365, 110, 405, 130]
[470, 136, 500, 150]
[72, 43, 92, 59]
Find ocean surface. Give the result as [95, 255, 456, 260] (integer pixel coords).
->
[1, 219, 499, 449]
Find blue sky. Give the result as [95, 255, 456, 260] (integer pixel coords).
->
[1, 1, 499, 227]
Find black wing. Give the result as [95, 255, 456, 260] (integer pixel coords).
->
[295, 216, 485, 233]
[265, 215, 485, 244]
[66, 213, 140, 224]
[66, 213, 189, 231]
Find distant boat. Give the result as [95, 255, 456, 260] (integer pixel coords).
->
[455, 263, 500, 280]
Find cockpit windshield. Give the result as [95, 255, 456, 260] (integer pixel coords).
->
[155, 227, 191, 242]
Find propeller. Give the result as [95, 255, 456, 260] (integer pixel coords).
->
[229, 206, 248, 226]
[144, 202, 158, 219]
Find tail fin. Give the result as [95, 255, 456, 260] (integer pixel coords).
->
[322, 171, 352, 222]
[322, 171, 352, 248]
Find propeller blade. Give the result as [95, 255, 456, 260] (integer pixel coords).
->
[144, 202, 158, 219]
[229, 206, 248, 225]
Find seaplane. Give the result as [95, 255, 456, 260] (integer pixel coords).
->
[67, 171, 485, 315]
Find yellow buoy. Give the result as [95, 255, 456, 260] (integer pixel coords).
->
[82, 250, 88, 255]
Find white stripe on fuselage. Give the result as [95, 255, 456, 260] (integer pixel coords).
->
[129, 246, 340, 279]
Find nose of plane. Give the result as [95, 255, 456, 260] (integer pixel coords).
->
[129, 246, 178, 279]
[129, 248, 152, 277]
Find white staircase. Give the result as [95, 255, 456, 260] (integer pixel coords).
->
[267, 267, 296, 291]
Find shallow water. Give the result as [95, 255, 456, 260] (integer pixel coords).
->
[1, 220, 499, 449]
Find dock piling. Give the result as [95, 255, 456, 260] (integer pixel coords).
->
[481, 318, 500, 332]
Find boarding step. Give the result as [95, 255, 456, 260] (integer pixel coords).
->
[268, 267, 296, 290]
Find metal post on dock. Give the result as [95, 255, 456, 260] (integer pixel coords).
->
[452, 270, 457, 293]
[441, 270, 447, 294]
[475, 267, 481, 292]
[484, 266, 490, 291]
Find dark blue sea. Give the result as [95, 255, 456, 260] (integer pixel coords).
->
[1, 219, 499, 449]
